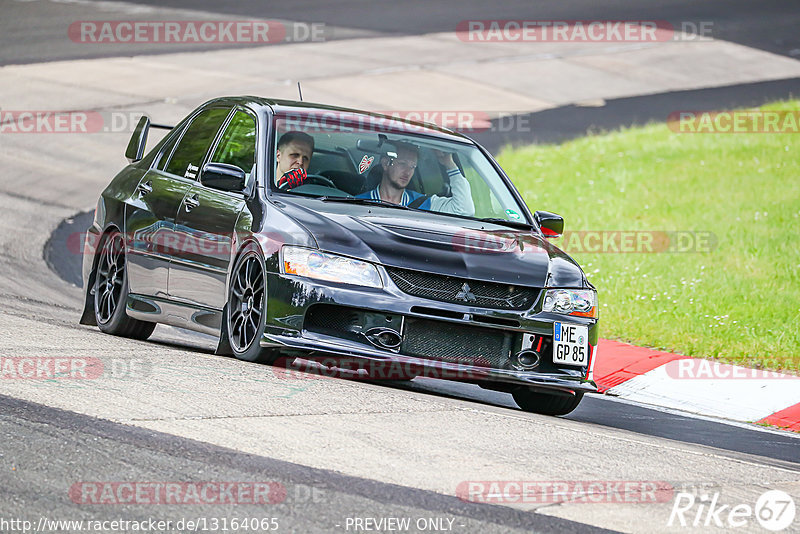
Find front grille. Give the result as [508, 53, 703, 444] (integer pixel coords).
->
[401, 317, 513, 369]
[386, 267, 539, 310]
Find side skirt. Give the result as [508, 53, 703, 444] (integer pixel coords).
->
[126, 293, 222, 337]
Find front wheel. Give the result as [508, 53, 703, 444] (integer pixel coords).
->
[224, 243, 275, 363]
[93, 231, 155, 340]
[512, 387, 584, 416]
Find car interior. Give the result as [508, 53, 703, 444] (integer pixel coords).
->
[270, 125, 522, 222]
[299, 139, 454, 198]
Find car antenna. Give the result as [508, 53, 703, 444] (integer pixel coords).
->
[297, 82, 303, 102]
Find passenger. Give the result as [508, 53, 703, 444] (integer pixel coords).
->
[356, 142, 474, 216]
[275, 131, 314, 189]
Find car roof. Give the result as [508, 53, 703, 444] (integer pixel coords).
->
[203, 96, 474, 144]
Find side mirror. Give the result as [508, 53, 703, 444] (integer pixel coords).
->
[534, 210, 564, 238]
[201, 163, 246, 193]
[125, 116, 150, 163]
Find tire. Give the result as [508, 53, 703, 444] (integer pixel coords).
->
[512, 387, 584, 416]
[93, 231, 155, 340]
[225, 242, 276, 363]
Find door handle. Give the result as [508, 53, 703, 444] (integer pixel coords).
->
[184, 194, 200, 212]
[136, 180, 153, 196]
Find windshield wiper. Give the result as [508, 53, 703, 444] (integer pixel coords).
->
[318, 196, 414, 211]
[477, 217, 535, 230]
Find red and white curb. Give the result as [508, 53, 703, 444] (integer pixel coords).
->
[593, 339, 800, 431]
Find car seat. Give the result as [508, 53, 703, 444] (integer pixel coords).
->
[320, 170, 363, 196]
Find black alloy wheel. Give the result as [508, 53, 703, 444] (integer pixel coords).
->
[226, 243, 273, 362]
[94, 231, 155, 340]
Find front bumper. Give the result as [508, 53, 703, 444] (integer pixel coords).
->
[261, 269, 598, 395]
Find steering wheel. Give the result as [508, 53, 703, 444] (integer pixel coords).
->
[303, 174, 337, 188]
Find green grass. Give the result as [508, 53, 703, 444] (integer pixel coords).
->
[497, 100, 800, 374]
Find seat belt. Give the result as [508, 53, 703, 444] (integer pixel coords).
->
[408, 195, 430, 209]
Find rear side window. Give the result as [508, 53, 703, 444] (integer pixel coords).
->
[210, 110, 257, 174]
[164, 107, 230, 179]
[155, 127, 183, 171]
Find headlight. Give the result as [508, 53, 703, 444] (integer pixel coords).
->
[542, 289, 598, 318]
[281, 246, 383, 289]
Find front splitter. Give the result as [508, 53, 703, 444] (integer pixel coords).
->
[262, 332, 597, 395]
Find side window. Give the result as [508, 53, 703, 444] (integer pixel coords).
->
[155, 127, 183, 171]
[164, 107, 230, 179]
[210, 110, 256, 175]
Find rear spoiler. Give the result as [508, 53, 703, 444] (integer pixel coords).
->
[125, 116, 174, 163]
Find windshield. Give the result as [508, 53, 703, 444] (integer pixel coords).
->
[270, 113, 529, 223]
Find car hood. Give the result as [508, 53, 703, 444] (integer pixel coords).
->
[273, 197, 586, 288]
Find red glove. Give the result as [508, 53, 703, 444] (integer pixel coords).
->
[278, 168, 307, 189]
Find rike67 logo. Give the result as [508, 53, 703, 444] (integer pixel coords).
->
[668, 489, 796, 531]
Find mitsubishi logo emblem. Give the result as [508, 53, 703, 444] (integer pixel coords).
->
[456, 283, 476, 302]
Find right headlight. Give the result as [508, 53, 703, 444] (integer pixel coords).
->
[542, 289, 598, 318]
[281, 246, 383, 289]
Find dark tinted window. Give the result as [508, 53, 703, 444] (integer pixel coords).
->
[155, 127, 183, 171]
[164, 108, 230, 178]
[210, 110, 256, 174]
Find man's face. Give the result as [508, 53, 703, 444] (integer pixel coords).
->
[383, 148, 418, 190]
[276, 141, 312, 175]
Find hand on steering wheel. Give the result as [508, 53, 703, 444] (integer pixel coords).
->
[278, 169, 337, 190]
[278, 168, 307, 189]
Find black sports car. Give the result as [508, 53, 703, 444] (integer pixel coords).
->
[80, 96, 599, 415]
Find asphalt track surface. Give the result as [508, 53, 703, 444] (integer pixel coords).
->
[2, 394, 617, 534]
[3, 0, 800, 64]
[4, 0, 799, 154]
[44, 211, 800, 467]
[4, 1, 800, 533]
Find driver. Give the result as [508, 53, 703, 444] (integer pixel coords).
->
[275, 131, 314, 189]
[357, 142, 474, 216]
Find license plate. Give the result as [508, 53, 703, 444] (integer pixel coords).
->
[553, 322, 588, 366]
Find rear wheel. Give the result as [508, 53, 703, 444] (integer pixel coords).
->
[225, 243, 276, 363]
[94, 231, 155, 340]
[512, 387, 584, 416]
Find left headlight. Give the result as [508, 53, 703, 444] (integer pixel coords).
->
[542, 289, 598, 319]
[281, 246, 383, 289]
